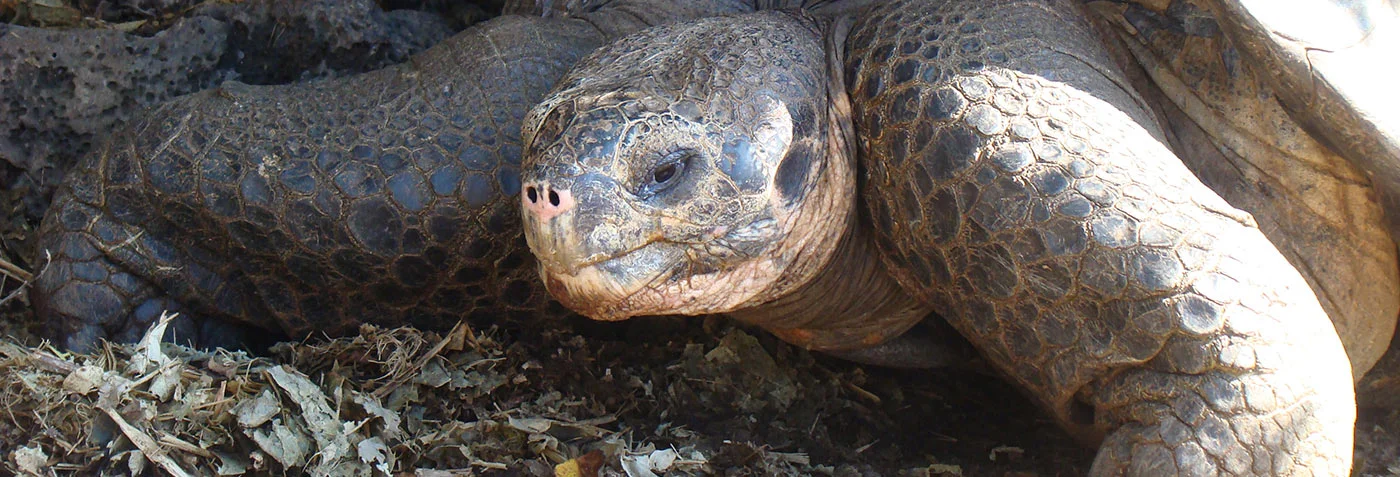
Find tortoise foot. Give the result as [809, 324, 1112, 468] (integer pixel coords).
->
[33, 197, 279, 352]
[1089, 366, 1352, 476]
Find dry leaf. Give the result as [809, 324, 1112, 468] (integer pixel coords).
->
[61, 365, 103, 395]
[11, 445, 48, 476]
[554, 449, 603, 477]
[234, 390, 281, 428]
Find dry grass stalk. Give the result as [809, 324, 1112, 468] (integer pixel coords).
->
[0, 254, 34, 307]
[98, 405, 195, 477]
[372, 321, 469, 400]
[0, 255, 30, 282]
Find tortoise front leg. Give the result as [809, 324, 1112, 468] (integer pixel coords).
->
[847, 0, 1355, 474]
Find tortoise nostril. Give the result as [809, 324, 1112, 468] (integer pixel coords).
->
[525, 186, 572, 221]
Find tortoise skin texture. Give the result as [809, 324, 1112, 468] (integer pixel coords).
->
[1193, 0, 1400, 236]
[24, 0, 1370, 473]
[31, 3, 757, 351]
[521, 0, 1355, 474]
[848, 1, 1352, 473]
[1087, 0, 1400, 402]
[518, 10, 931, 351]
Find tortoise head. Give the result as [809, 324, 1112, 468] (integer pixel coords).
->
[519, 12, 852, 320]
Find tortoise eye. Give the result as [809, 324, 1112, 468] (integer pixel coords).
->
[652, 163, 679, 185]
[641, 150, 693, 197]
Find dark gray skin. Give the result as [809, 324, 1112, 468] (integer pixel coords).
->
[29, 0, 758, 351]
[519, 2, 1354, 475]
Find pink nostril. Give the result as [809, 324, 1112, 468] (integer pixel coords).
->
[523, 183, 574, 221]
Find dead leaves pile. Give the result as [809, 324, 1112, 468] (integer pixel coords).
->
[2, 313, 424, 475]
[0, 312, 815, 476]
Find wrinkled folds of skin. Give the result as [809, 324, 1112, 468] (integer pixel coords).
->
[1203, 0, 1400, 233]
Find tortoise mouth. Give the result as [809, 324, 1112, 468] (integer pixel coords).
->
[535, 236, 664, 278]
[536, 234, 791, 321]
[538, 241, 688, 320]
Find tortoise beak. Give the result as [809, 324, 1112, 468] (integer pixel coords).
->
[520, 172, 660, 276]
[520, 172, 687, 319]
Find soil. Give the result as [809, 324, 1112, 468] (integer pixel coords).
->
[1, 1, 1397, 476]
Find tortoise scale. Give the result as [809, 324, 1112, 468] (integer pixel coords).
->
[29, 0, 1400, 474]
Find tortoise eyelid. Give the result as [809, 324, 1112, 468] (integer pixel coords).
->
[638, 148, 695, 198]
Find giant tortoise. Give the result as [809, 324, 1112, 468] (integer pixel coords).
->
[27, 0, 1400, 475]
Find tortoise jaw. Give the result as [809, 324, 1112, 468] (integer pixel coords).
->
[539, 242, 796, 320]
[531, 231, 666, 278]
[537, 242, 689, 320]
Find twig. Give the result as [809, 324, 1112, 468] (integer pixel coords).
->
[0, 251, 42, 307]
[0, 255, 31, 282]
[470, 460, 509, 470]
[29, 350, 78, 375]
[0, 341, 77, 374]
[98, 406, 195, 477]
[0, 285, 26, 307]
[843, 381, 882, 405]
[158, 433, 215, 459]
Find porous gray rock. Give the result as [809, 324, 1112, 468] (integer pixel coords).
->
[0, 0, 458, 225]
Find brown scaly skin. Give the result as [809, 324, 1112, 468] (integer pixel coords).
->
[1084, 0, 1400, 403]
[848, 2, 1352, 473]
[30, 1, 758, 351]
[1195, 0, 1400, 236]
[521, 2, 1354, 474]
[20, 0, 1388, 471]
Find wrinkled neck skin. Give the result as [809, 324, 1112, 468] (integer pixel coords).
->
[731, 16, 931, 351]
[731, 218, 934, 351]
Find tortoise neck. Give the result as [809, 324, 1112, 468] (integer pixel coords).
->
[729, 218, 932, 351]
[729, 15, 930, 351]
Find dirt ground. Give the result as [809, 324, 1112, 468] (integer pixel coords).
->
[2, 1, 1399, 475]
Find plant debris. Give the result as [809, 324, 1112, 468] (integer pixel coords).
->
[3, 2, 1399, 476]
[1, 304, 1397, 475]
[1, 304, 1114, 475]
